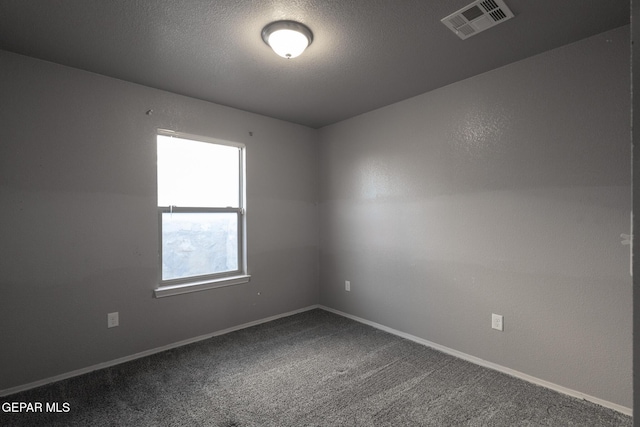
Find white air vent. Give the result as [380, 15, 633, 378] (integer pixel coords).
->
[441, 0, 514, 40]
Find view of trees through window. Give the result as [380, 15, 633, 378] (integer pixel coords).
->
[161, 212, 238, 280]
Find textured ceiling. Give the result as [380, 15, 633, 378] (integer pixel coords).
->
[0, 0, 630, 128]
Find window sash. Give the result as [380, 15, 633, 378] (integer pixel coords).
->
[158, 206, 244, 286]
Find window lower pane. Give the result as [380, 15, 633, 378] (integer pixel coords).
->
[161, 212, 238, 281]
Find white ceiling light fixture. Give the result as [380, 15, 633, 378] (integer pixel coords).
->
[262, 20, 313, 59]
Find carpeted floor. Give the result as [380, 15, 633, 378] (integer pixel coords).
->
[0, 309, 632, 426]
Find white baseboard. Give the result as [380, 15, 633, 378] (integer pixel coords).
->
[318, 305, 632, 417]
[0, 304, 320, 398]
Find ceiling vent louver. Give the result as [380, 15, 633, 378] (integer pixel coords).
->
[441, 0, 514, 40]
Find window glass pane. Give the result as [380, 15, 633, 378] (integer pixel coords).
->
[162, 212, 238, 280]
[157, 135, 239, 207]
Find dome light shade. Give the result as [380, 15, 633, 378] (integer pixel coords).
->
[262, 21, 313, 59]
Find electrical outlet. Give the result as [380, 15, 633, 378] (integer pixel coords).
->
[345, 281, 351, 292]
[107, 312, 119, 328]
[491, 313, 503, 331]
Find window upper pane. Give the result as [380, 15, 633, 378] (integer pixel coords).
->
[157, 135, 239, 207]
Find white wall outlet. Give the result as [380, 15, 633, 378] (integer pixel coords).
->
[345, 281, 351, 292]
[107, 312, 119, 328]
[492, 313, 503, 331]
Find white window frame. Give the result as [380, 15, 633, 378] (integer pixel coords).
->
[154, 129, 250, 298]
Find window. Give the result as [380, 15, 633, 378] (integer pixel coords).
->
[154, 129, 249, 297]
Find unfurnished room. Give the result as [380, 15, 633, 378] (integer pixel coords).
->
[0, 1, 637, 426]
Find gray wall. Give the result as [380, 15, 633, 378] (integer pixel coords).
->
[0, 50, 319, 391]
[319, 26, 632, 408]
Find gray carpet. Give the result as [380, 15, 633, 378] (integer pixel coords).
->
[0, 309, 631, 426]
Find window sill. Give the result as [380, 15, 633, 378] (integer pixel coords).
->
[154, 275, 251, 298]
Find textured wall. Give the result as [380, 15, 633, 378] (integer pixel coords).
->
[0, 51, 319, 391]
[319, 26, 631, 408]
